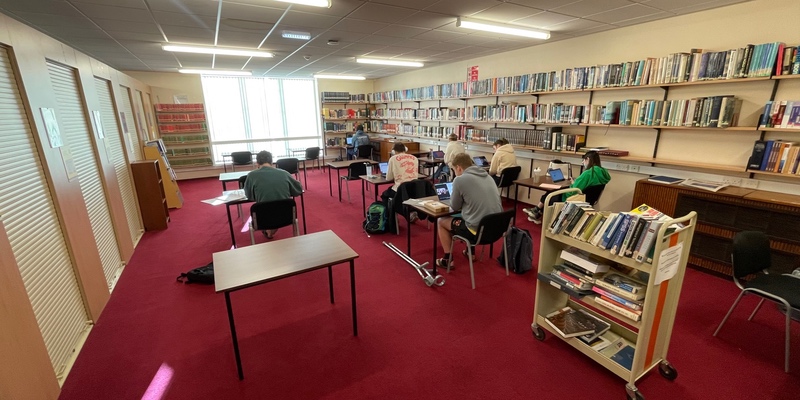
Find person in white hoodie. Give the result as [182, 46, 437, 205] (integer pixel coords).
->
[488, 138, 517, 185]
[435, 133, 465, 182]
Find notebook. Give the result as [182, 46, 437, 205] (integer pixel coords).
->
[346, 137, 354, 146]
[434, 182, 454, 205]
[473, 156, 489, 167]
[431, 150, 445, 159]
[378, 162, 389, 177]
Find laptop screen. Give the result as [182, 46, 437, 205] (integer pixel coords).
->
[473, 156, 488, 167]
[379, 162, 389, 175]
[432, 150, 444, 159]
[434, 182, 454, 201]
[548, 168, 565, 182]
[346, 137, 354, 145]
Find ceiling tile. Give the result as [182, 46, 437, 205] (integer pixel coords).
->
[1, 1, 83, 15]
[544, 18, 605, 32]
[316, 30, 368, 43]
[373, 0, 438, 9]
[422, 42, 465, 52]
[401, 48, 448, 58]
[411, 29, 464, 42]
[645, 0, 715, 12]
[161, 25, 215, 40]
[146, 0, 221, 16]
[322, 0, 368, 17]
[356, 35, 401, 46]
[96, 19, 162, 35]
[425, 0, 496, 16]
[10, 11, 91, 27]
[510, 11, 576, 27]
[443, 34, 497, 46]
[71, 2, 153, 21]
[614, 11, 673, 27]
[280, 10, 342, 29]
[670, 0, 748, 15]
[396, 11, 454, 29]
[550, 0, 636, 17]
[471, 3, 543, 22]
[216, 30, 269, 47]
[507, 0, 582, 10]
[347, 3, 418, 24]
[153, 12, 216, 29]
[373, 25, 429, 39]
[585, 3, 662, 24]
[332, 18, 389, 34]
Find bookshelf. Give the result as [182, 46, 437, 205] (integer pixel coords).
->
[143, 140, 184, 209]
[130, 160, 169, 231]
[154, 103, 212, 168]
[531, 189, 697, 400]
[320, 92, 374, 159]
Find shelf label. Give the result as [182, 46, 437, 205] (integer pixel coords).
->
[468, 65, 479, 82]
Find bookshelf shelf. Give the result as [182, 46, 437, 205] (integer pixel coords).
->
[154, 103, 210, 170]
[321, 93, 375, 157]
[757, 127, 800, 132]
[532, 189, 697, 400]
[771, 74, 800, 80]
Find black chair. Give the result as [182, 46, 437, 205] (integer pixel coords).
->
[248, 199, 299, 245]
[497, 165, 522, 198]
[583, 184, 606, 206]
[356, 145, 373, 160]
[388, 179, 436, 253]
[340, 162, 370, 203]
[303, 147, 321, 171]
[230, 151, 254, 172]
[447, 209, 515, 289]
[275, 158, 301, 181]
[713, 231, 800, 372]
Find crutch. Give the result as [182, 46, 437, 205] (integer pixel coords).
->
[383, 241, 445, 287]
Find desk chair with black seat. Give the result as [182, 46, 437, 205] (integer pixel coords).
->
[340, 162, 370, 203]
[387, 179, 436, 253]
[303, 147, 321, 171]
[356, 145, 374, 161]
[230, 151, 254, 172]
[248, 198, 299, 245]
[447, 209, 515, 289]
[496, 165, 522, 198]
[713, 230, 800, 372]
[582, 184, 606, 206]
[275, 158, 301, 181]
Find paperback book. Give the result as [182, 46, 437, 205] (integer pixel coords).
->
[544, 307, 597, 338]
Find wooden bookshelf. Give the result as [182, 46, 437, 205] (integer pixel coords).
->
[320, 96, 374, 158]
[154, 103, 212, 168]
[130, 160, 169, 231]
[143, 142, 183, 209]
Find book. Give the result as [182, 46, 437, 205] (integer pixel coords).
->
[610, 344, 636, 370]
[635, 220, 663, 263]
[587, 330, 620, 351]
[648, 175, 684, 184]
[577, 310, 611, 343]
[679, 179, 729, 192]
[423, 201, 449, 213]
[594, 296, 643, 321]
[592, 286, 643, 310]
[609, 214, 633, 256]
[599, 271, 647, 295]
[560, 248, 611, 273]
[599, 336, 633, 358]
[623, 217, 649, 258]
[544, 307, 598, 338]
[747, 140, 768, 170]
[538, 273, 593, 298]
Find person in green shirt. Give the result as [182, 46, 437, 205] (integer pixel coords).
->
[524, 150, 611, 224]
[243, 151, 304, 238]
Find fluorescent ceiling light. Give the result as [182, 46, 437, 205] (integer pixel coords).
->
[179, 69, 252, 76]
[313, 74, 366, 81]
[456, 17, 550, 40]
[355, 58, 424, 68]
[282, 30, 311, 40]
[163, 44, 273, 58]
[274, 0, 330, 7]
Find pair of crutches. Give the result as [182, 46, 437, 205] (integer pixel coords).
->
[383, 241, 445, 287]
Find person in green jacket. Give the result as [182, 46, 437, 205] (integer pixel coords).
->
[524, 150, 611, 224]
[244, 151, 304, 238]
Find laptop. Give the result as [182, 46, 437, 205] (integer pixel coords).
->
[378, 162, 389, 177]
[431, 150, 444, 159]
[540, 168, 567, 190]
[346, 137, 354, 146]
[434, 182, 454, 205]
[473, 156, 489, 167]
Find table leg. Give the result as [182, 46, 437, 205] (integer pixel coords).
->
[350, 260, 358, 337]
[432, 218, 438, 276]
[407, 213, 412, 255]
[513, 184, 520, 226]
[528, 159, 533, 198]
[303, 160, 308, 189]
[328, 165, 333, 197]
[373, 183, 378, 203]
[226, 203, 237, 249]
[328, 266, 335, 304]
[361, 179, 366, 216]
[337, 169, 343, 202]
[225, 292, 244, 380]
[300, 193, 307, 234]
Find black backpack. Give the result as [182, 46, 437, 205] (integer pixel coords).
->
[497, 227, 534, 274]
[177, 262, 214, 284]
[363, 201, 388, 234]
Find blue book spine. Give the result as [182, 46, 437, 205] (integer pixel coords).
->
[760, 140, 774, 171]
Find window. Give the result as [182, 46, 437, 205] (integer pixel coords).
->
[201, 76, 321, 163]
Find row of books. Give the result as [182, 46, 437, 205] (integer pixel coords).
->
[160, 134, 208, 144]
[776, 45, 800, 76]
[320, 92, 368, 103]
[586, 96, 742, 127]
[758, 100, 800, 129]
[322, 108, 369, 119]
[365, 41, 787, 102]
[154, 103, 204, 112]
[543, 306, 635, 370]
[157, 123, 207, 133]
[155, 113, 206, 122]
[484, 127, 584, 151]
[324, 121, 359, 132]
[549, 203, 683, 264]
[747, 140, 800, 174]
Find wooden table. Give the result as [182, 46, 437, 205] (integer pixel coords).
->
[219, 171, 250, 191]
[417, 157, 444, 176]
[358, 173, 428, 215]
[214, 230, 359, 380]
[403, 195, 456, 276]
[512, 176, 570, 224]
[326, 159, 378, 201]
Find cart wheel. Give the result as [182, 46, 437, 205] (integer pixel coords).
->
[625, 385, 645, 400]
[531, 325, 545, 341]
[658, 361, 678, 381]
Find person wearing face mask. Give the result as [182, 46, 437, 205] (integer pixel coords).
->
[523, 150, 610, 224]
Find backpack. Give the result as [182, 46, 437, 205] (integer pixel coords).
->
[363, 201, 388, 234]
[176, 262, 215, 284]
[497, 227, 534, 274]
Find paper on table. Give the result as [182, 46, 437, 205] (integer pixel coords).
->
[201, 189, 247, 205]
[655, 242, 683, 285]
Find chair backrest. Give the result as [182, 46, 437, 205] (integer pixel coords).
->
[275, 158, 299, 174]
[583, 184, 606, 206]
[356, 145, 373, 159]
[731, 231, 771, 278]
[238, 175, 248, 189]
[250, 198, 296, 230]
[347, 162, 369, 178]
[231, 151, 253, 165]
[497, 166, 522, 188]
[474, 209, 516, 245]
[305, 147, 320, 160]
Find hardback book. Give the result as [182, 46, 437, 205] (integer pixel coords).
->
[747, 140, 768, 170]
[591, 213, 618, 247]
[609, 214, 633, 256]
[610, 344, 636, 370]
[624, 217, 650, 258]
[544, 307, 597, 338]
[576, 310, 611, 343]
[648, 175, 684, 184]
[587, 330, 620, 352]
[560, 248, 611, 273]
[538, 273, 593, 298]
[600, 336, 633, 358]
[598, 271, 647, 296]
[423, 201, 449, 213]
[592, 286, 644, 311]
[635, 220, 664, 263]
[594, 296, 643, 321]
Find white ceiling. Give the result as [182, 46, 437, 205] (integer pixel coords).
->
[0, 0, 751, 79]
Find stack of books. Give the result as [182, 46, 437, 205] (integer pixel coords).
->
[544, 307, 598, 338]
[592, 272, 647, 322]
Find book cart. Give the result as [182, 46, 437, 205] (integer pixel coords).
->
[531, 189, 697, 400]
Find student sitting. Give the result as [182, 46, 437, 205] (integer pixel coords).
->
[243, 150, 304, 238]
[523, 150, 611, 224]
[347, 124, 370, 160]
[380, 142, 420, 207]
[436, 153, 502, 269]
[488, 138, 517, 185]
[436, 133, 466, 182]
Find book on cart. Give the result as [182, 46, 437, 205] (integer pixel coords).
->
[544, 306, 598, 338]
[595, 271, 647, 300]
[560, 248, 611, 274]
[576, 310, 611, 343]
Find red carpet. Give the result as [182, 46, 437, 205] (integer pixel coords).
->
[59, 170, 800, 400]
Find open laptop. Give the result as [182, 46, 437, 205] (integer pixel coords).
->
[346, 137, 354, 146]
[434, 182, 454, 205]
[431, 150, 444, 159]
[540, 168, 568, 190]
[473, 156, 489, 167]
[378, 162, 389, 177]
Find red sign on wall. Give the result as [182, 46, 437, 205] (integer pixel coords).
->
[468, 66, 479, 82]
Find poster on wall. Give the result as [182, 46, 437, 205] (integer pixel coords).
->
[40, 107, 63, 148]
[468, 66, 479, 82]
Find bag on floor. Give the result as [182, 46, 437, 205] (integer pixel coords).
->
[497, 227, 533, 274]
[363, 201, 388, 234]
[177, 262, 214, 284]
